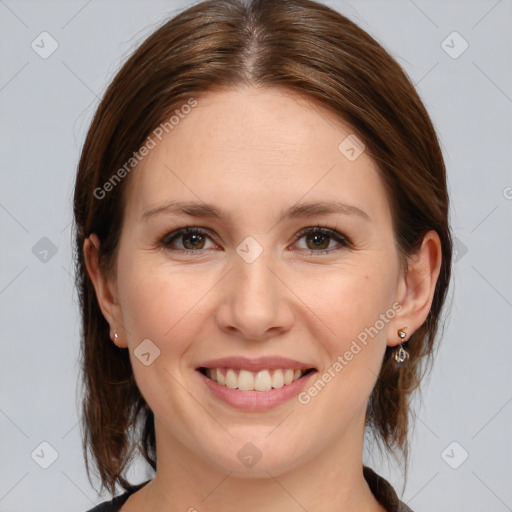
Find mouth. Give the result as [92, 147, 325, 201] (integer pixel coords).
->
[197, 366, 317, 392]
[195, 356, 318, 410]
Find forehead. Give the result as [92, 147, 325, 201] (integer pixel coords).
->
[124, 86, 390, 225]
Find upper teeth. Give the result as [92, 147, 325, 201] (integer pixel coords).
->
[204, 368, 306, 391]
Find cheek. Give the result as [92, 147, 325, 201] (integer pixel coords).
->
[295, 266, 396, 422]
[317, 259, 398, 352]
[117, 245, 398, 356]
[303, 258, 399, 415]
[115, 258, 213, 412]
[118, 261, 208, 345]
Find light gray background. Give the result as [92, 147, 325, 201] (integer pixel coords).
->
[1, 0, 511, 510]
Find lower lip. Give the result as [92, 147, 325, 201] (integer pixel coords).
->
[197, 370, 317, 411]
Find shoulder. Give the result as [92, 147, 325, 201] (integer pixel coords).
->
[84, 481, 151, 512]
[363, 466, 414, 512]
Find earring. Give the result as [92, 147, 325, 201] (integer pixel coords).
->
[113, 331, 119, 341]
[394, 328, 409, 364]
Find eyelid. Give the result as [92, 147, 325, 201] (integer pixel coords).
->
[159, 224, 352, 254]
[294, 225, 351, 247]
[160, 226, 219, 250]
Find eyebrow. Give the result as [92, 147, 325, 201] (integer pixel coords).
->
[141, 199, 370, 223]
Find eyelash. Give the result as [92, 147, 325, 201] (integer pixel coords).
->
[159, 225, 351, 256]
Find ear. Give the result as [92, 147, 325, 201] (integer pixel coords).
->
[83, 234, 128, 348]
[390, 230, 442, 346]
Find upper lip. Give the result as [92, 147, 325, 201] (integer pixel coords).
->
[197, 356, 316, 372]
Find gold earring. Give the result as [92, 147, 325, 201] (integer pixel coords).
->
[394, 328, 409, 364]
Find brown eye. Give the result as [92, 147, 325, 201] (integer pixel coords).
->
[161, 227, 215, 252]
[305, 232, 330, 251]
[160, 225, 350, 256]
[294, 227, 350, 255]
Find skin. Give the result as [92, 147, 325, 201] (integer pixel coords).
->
[85, 86, 441, 512]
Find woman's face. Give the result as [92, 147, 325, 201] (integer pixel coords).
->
[109, 86, 406, 476]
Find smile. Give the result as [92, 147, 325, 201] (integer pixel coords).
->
[199, 367, 315, 392]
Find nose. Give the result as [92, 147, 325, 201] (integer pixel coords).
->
[215, 249, 294, 341]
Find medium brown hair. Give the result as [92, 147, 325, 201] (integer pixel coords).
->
[74, 0, 452, 494]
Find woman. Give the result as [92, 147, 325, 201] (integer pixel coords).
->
[75, 0, 452, 510]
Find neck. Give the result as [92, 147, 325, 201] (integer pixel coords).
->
[137, 408, 385, 512]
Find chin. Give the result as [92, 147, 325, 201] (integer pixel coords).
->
[198, 434, 307, 478]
